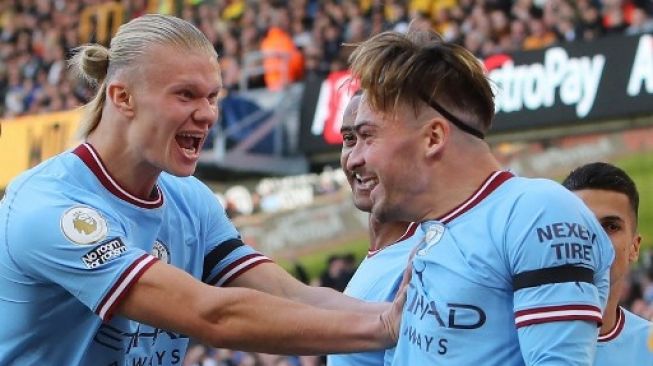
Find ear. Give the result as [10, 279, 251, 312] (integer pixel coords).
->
[106, 81, 135, 118]
[629, 234, 642, 263]
[424, 117, 450, 159]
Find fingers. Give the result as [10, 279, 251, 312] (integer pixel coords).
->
[391, 279, 409, 342]
[397, 246, 417, 293]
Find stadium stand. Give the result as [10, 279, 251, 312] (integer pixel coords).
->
[4, 0, 653, 118]
[2, 1, 653, 365]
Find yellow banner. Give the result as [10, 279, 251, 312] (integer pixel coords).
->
[0, 110, 82, 190]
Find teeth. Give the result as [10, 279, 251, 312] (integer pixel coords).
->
[178, 133, 202, 138]
[358, 176, 378, 190]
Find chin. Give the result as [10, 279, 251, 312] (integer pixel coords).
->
[353, 200, 373, 213]
[166, 164, 197, 177]
[352, 194, 371, 209]
[373, 199, 406, 223]
[372, 202, 391, 222]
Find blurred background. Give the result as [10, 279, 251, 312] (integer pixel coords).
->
[1, 0, 652, 365]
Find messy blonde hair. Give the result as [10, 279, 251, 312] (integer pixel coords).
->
[349, 30, 494, 134]
[69, 14, 217, 138]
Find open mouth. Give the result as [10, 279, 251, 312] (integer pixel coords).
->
[353, 173, 378, 191]
[175, 133, 203, 156]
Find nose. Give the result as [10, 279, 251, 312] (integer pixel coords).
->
[192, 98, 218, 127]
[346, 139, 364, 172]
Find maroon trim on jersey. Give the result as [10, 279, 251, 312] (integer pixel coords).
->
[207, 253, 273, 287]
[95, 254, 158, 322]
[367, 222, 418, 258]
[437, 171, 514, 224]
[73, 143, 164, 209]
[514, 304, 603, 328]
[598, 307, 625, 342]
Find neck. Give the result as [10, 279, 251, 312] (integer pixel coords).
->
[368, 216, 412, 252]
[600, 281, 623, 336]
[87, 129, 160, 200]
[421, 147, 501, 221]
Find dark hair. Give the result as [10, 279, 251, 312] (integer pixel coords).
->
[348, 30, 494, 136]
[562, 162, 639, 222]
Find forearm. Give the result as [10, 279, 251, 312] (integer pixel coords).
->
[195, 287, 393, 355]
[293, 285, 389, 313]
[119, 262, 396, 356]
[227, 263, 388, 313]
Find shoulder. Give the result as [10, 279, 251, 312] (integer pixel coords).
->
[5, 154, 100, 219]
[3, 154, 120, 241]
[503, 176, 578, 203]
[501, 177, 598, 224]
[623, 308, 653, 332]
[6, 154, 71, 195]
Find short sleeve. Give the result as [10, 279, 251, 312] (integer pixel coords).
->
[192, 180, 271, 286]
[504, 183, 613, 365]
[505, 182, 613, 328]
[6, 201, 157, 321]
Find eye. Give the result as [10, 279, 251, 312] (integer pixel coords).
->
[342, 132, 356, 147]
[208, 92, 219, 105]
[601, 222, 621, 234]
[178, 90, 194, 100]
[357, 130, 371, 140]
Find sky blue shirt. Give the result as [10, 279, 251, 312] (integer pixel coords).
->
[327, 222, 423, 366]
[391, 171, 614, 366]
[0, 143, 271, 365]
[595, 307, 653, 366]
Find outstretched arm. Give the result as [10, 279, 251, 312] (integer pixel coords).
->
[118, 261, 402, 355]
[228, 262, 387, 312]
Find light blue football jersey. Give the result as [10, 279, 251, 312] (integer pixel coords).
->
[0, 143, 271, 365]
[327, 222, 422, 366]
[392, 171, 614, 366]
[595, 307, 653, 366]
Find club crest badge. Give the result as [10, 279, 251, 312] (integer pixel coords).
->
[152, 240, 170, 263]
[417, 221, 445, 256]
[60, 206, 108, 245]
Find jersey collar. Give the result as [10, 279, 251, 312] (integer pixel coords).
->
[73, 143, 164, 209]
[367, 222, 418, 258]
[598, 306, 625, 342]
[436, 170, 514, 224]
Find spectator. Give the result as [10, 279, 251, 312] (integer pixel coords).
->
[7, 0, 651, 118]
[626, 6, 653, 35]
[260, 7, 304, 90]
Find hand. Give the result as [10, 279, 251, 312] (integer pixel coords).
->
[380, 253, 414, 345]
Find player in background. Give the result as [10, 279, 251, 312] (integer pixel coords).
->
[0, 15, 405, 365]
[563, 162, 653, 365]
[347, 29, 614, 365]
[327, 93, 422, 366]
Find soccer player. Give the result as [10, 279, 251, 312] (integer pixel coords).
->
[347, 29, 614, 365]
[0, 15, 404, 365]
[563, 162, 653, 365]
[327, 93, 422, 366]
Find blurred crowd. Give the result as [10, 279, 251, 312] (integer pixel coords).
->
[3, 0, 653, 118]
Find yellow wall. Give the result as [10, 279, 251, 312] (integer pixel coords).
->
[0, 110, 81, 190]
